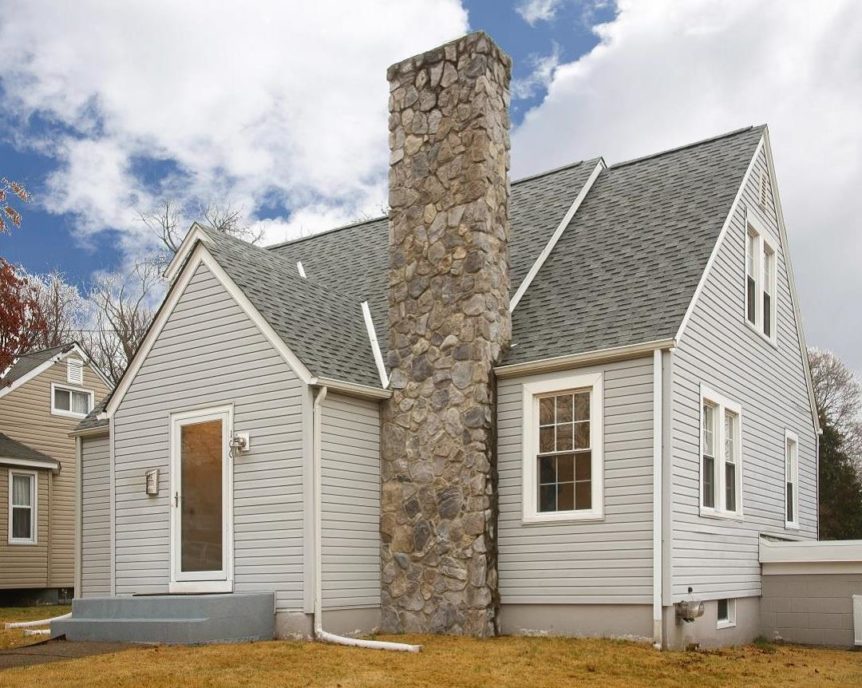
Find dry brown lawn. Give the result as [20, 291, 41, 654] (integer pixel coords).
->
[1, 607, 860, 687]
[0, 605, 70, 650]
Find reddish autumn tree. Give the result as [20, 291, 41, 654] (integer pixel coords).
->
[0, 258, 47, 376]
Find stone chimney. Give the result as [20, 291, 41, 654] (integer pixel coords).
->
[381, 32, 511, 637]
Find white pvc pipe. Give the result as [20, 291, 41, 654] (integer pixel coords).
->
[4, 612, 71, 629]
[312, 386, 420, 653]
[24, 629, 51, 636]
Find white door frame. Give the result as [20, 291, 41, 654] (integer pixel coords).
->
[169, 405, 234, 593]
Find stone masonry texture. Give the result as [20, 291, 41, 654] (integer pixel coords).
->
[381, 32, 512, 636]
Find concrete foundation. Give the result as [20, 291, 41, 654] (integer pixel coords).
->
[499, 604, 652, 641]
[274, 607, 380, 639]
[664, 596, 761, 650]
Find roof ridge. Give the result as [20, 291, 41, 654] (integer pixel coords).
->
[609, 125, 764, 169]
[511, 157, 601, 185]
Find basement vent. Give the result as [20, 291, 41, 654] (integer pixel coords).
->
[759, 170, 770, 209]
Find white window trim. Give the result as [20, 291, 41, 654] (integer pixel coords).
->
[8, 469, 37, 545]
[700, 385, 744, 520]
[50, 383, 94, 419]
[744, 212, 778, 346]
[522, 372, 604, 523]
[716, 598, 737, 629]
[67, 358, 84, 384]
[785, 429, 800, 530]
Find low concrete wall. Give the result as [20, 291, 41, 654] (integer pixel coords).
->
[761, 573, 861, 647]
[499, 604, 652, 640]
[275, 607, 380, 639]
[663, 597, 760, 650]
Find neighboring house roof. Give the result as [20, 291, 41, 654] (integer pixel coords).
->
[1, 343, 73, 386]
[73, 397, 110, 434]
[0, 432, 60, 470]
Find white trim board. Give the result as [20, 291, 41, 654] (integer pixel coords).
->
[0, 456, 60, 471]
[361, 301, 389, 388]
[163, 222, 210, 282]
[509, 159, 605, 312]
[106, 244, 314, 417]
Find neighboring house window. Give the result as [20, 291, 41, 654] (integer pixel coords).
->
[67, 358, 84, 384]
[785, 430, 799, 528]
[51, 383, 93, 418]
[8, 470, 36, 544]
[700, 386, 743, 518]
[744, 214, 777, 343]
[717, 598, 736, 629]
[522, 372, 604, 522]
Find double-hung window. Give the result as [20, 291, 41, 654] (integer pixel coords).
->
[700, 386, 743, 518]
[523, 372, 603, 522]
[785, 430, 799, 528]
[8, 470, 37, 544]
[745, 214, 777, 344]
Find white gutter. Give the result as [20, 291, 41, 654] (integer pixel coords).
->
[652, 349, 663, 650]
[312, 386, 420, 652]
[5, 612, 71, 629]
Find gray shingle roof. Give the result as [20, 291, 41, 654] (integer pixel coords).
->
[0, 433, 59, 468]
[198, 127, 762, 387]
[1, 343, 73, 386]
[506, 126, 765, 364]
[75, 397, 110, 432]
[201, 227, 381, 387]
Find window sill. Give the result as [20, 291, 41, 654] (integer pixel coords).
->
[522, 510, 604, 525]
[744, 319, 778, 349]
[51, 409, 89, 419]
[716, 620, 736, 630]
[784, 522, 800, 531]
[8, 539, 37, 546]
[699, 508, 744, 522]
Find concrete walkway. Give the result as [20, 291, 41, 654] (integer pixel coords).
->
[0, 638, 130, 669]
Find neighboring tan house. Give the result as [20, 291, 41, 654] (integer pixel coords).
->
[63, 32, 848, 649]
[0, 343, 110, 602]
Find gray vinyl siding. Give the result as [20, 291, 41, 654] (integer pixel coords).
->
[81, 433, 111, 597]
[320, 393, 381, 610]
[670, 145, 818, 602]
[497, 357, 654, 604]
[112, 262, 306, 610]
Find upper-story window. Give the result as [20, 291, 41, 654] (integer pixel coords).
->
[701, 386, 743, 518]
[522, 372, 604, 522]
[745, 214, 777, 344]
[51, 383, 93, 418]
[67, 358, 84, 384]
[785, 430, 799, 529]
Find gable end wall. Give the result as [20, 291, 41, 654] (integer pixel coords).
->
[670, 145, 818, 602]
[111, 262, 306, 610]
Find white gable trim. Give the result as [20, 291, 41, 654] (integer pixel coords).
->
[361, 301, 389, 388]
[0, 343, 109, 401]
[761, 129, 820, 434]
[163, 222, 210, 282]
[509, 159, 605, 312]
[674, 135, 765, 345]
[106, 243, 313, 417]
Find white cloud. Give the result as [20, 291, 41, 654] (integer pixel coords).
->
[512, 0, 862, 374]
[511, 44, 562, 100]
[516, 0, 564, 26]
[0, 0, 468, 258]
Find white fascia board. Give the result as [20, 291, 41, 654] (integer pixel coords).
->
[313, 376, 392, 400]
[761, 129, 821, 435]
[361, 301, 389, 388]
[509, 159, 605, 312]
[106, 243, 314, 417]
[0, 456, 60, 471]
[163, 222, 210, 282]
[494, 338, 675, 379]
[675, 135, 765, 345]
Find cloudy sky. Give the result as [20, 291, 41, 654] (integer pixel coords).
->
[1, 0, 860, 372]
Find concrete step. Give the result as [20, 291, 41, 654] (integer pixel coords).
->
[51, 592, 274, 644]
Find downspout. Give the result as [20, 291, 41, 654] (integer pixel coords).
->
[312, 385, 420, 652]
[652, 349, 663, 650]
